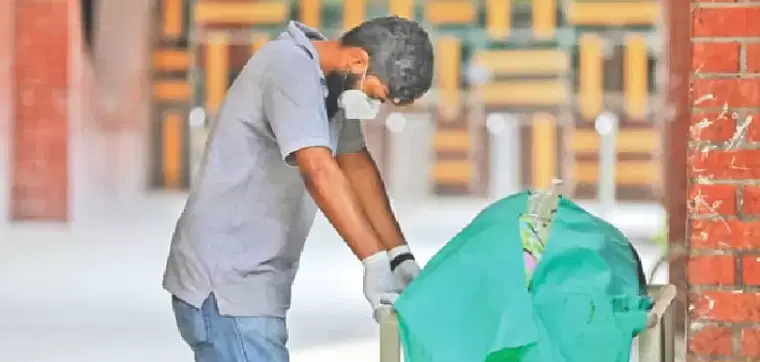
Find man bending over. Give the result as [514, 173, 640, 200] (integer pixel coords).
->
[162, 17, 434, 362]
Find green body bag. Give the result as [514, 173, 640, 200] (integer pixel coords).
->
[394, 191, 652, 362]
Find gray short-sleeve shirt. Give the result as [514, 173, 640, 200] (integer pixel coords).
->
[162, 21, 365, 318]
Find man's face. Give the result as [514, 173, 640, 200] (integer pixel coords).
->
[323, 71, 361, 119]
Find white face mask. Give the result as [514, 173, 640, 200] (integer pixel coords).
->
[337, 66, 382, 120]
[338, 90, 382, 120]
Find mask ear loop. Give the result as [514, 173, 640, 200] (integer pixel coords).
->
[357, 66, 368, 90]
[345, 64, 368, 91]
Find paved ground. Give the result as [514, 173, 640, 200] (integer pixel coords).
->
[0, 193, 669, 362]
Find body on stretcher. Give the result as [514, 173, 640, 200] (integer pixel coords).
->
[377, 180, 678, 362]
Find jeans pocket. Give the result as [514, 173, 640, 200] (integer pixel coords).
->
[172, 295, 210, 349]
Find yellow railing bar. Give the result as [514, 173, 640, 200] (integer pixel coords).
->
[206, 32, 230, 115]
[578, 33, 603, 120]
[624, 33, 649, 121]
[532, 113, 557, 189]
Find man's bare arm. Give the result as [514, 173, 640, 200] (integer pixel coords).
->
[336, 148, 407, 250]
[293, 146, 385, 260]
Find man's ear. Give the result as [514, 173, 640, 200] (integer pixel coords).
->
[342, 47, 369, 73]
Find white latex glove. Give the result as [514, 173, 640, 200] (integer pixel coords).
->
[389, 245, 421, 292]
[362, 251, 400, 321]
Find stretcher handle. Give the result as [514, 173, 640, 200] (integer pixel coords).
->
[645, 284, 677, 329]
[527, 179, 564, 242]
[528, 179, 563, 217]
[378, 306, 401, 362]
[639, 284, 678, 362]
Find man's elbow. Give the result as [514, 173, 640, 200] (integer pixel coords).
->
[300, 164, 335, 192]
[293, 147, 342, 191]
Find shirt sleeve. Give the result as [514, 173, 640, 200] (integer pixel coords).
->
[262, 47, 331, 165]
[336, 117, 367, 154]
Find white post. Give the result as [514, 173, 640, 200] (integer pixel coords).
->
[386, 113, 433, 201]
[595, 111, 618, 219]
[486, 113, 521, 199]
[188, 106, 208, 185]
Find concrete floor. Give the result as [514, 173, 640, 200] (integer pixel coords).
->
[0, 193, 668, 362]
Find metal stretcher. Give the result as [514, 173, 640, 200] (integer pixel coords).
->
[377, 180, 678, 362]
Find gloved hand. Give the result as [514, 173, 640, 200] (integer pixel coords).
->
[362, 251, 400, 321]
[389, 245, 421, 292]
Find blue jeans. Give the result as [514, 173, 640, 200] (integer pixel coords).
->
[172, 294, 289, 362]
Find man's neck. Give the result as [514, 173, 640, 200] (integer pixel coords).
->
[311, 40, 344, 73]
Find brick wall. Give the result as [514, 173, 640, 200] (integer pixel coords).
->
[10, 0, 74, 221]
[688, 3, 760, 360]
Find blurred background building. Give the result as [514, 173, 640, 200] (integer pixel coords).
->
[166, 0, 665, 202]
[1, 0, 666, 223]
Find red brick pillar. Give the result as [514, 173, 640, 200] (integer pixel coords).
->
[0, 0, 14, 223]
[10, 0, 76, 221]
[688, 4, 760, 360]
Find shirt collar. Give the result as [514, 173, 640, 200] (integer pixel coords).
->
[283, 21, 327, 63]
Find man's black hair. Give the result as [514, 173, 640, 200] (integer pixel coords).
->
[340, 16, 434, 106]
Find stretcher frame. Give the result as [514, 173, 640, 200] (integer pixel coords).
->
[378, 180, 677, 362]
